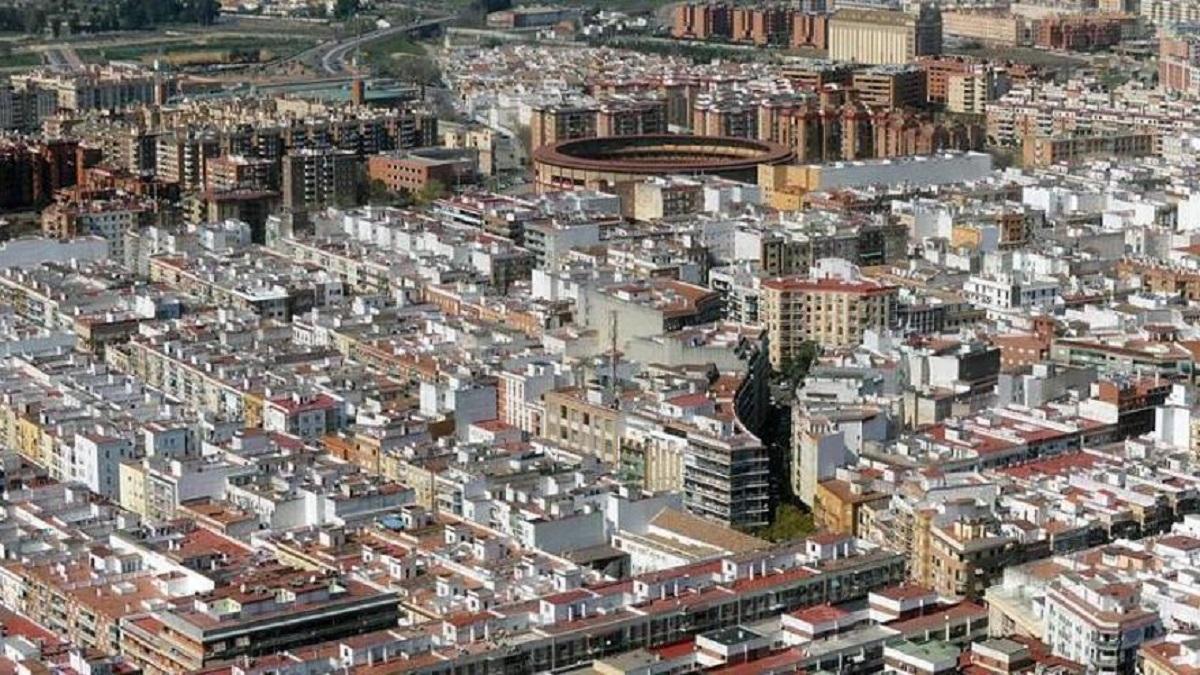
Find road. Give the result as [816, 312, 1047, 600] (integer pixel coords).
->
[40, 46, 84, 71]
[309, 17, 449, 75]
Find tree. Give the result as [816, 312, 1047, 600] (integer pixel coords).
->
[22, 7, 47, 34]
[366, 178, 410, 206]
[753, 504, 816, 543]
[333, 0, 359, 21]
[516, 124, 533, 155]
[378, 54, 442, 86]
[117, 0, 150, 30]
[414, 179, 446, 206]
[184, 0, 220, 25]
[775, 341, 819, 387]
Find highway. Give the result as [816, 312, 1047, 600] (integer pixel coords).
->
[42, 46, 84, 71]
[309, 17, 449, 75]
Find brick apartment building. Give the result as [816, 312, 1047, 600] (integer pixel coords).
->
[673, 2, 829, 49]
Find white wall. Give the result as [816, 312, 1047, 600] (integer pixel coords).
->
[0, 237, 108, 269]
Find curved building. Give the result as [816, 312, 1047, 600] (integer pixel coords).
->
[532, 134, 794, 193]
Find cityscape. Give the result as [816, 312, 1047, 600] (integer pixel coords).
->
[0, 0, 1193, 673]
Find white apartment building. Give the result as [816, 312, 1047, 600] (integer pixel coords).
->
[963, 272, 1060, 311]
[71, 430, 135, 501]
[1044, 573, 1162, 674]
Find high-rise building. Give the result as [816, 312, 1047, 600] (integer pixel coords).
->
[672, 2, 827, 47]
[672, 2, 734, 39]
[761, 260, 898, 366]
[732, 6, 794, 45]
[13, 66, 176, 112]
[205, 155, 279, 192]
[156, 132, 221, 190]
[947, 69, 1010, 114]
[1161, 29, 1200, 94]
[1141, 0, 1200, 27]
[596, 98, 669, 137]
[829, 5, 942, 65]
[683, 424, 771, 529]
[0, 83, 57, 131]
[0, 139, 80, 210]
[693, 97, 760, 138]
[1034, 14, 1130, 51]
[281, 149, 360, 210]
[757, 97, 984, 167]
[851, 65, 927, 109]
[529, 102, 599, 150]
[941, 8, 1032, 47]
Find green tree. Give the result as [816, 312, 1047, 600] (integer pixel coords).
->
[776, 341, 819, 386]
[117, 0, 150, 29]
[377, 54, 442, 86]
[185, 0, 220, 25]
[333, 0, 360, 21]
[366, 178, 411, 206]
[22, 7, 47, 34]
[754, 504, 816, 543]
[414, 179, 446, 205]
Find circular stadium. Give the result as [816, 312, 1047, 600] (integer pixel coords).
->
[533, 134, 794, 192]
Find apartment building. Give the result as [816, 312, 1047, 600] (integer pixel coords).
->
[693, 98, 759, 138]
[919, 55, 982, 103]
[41, 199, 158, 261]
[0, 139, 80, 210]
[963, 272, 1060, 311]
[1142, 636, 1200, 675]
[732, 6, 794, 45]
[756, 98, 984, 169]
[1034, 13, 1130, 51]
[205, 154, 278, 192]
[814, 474, 889, 536]
[281, 149, 360, 210]
[542, 387, 624, 466]
[941, 9, 1032, 46]
[1161, 30, 1200, 94]
[156, 132, 221, 190]
[672, 2, 733, 39]
[792, 414, 850, 507]
[13, 66, 172, 111]
[673, 2, 829, 49]
[851, 65, 927, 109]
[947, 69, 1007, 114]
[1142, 0, 1200, 26]
[121, 567, 400, 672]
[596, 98, 668, 137]
[583, 278, 724, 349]
[393, 539, 908, 673]
[779, 60, 855, 91]
[762, 262, 899, 367]
[530, 102, 599, 150]
[1022, 132, 1156, 168]
[0, 83, 57, 131]
[627, 176, 704, 221]
[1044, 574, 1162, 674]
[829, 5, 943, 65]
[682, 420, 771, 529]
